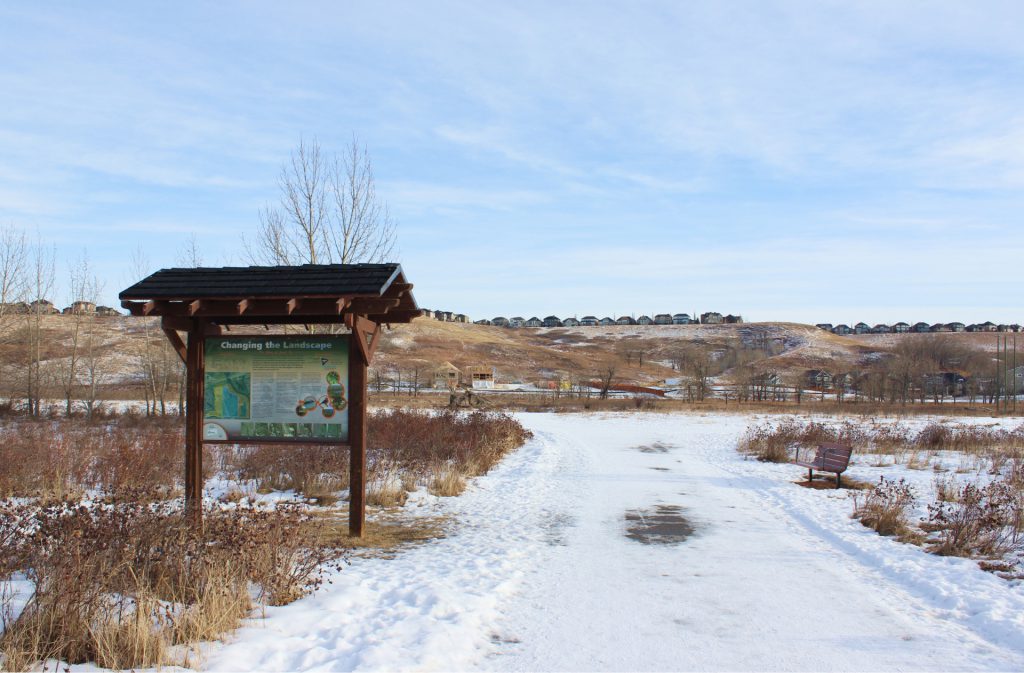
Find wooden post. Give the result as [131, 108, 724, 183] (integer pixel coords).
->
[184, 320, 205, 527]
[348, 332, 368, 537]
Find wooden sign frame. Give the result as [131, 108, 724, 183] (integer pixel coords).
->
[119, 264, 418, 538]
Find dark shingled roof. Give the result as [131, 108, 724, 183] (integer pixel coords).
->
[120, 263, 404, 300]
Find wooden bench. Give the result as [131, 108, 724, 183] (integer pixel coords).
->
[794, 443, 853, 488]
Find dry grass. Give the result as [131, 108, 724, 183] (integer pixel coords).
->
[0, 417, 183, 499]
[315, 513, 448, 556]
[737, 418, 866, 463]
[429, 468, 467, 497]
[0, 500, 346, 670]
[227, 410, 530, 505]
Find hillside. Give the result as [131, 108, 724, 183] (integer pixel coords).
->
[0, 315, 1007, 399]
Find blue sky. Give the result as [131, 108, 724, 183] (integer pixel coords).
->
[1, 1, 1022, 324]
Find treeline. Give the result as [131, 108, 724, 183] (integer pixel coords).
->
[0, 230, 182, 417]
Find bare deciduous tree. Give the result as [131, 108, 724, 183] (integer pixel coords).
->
[23, 237, 56, 416]
[57, 253, 103, 416]
[246, 137, 397, 266]
[0, 226, 28, 397]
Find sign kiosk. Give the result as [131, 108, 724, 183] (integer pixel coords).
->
[119, 263, 420, 537]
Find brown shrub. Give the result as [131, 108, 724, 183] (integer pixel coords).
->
[0, 499, 346, 670]
[926, 473, 1024, 558]
[737, 419, 864, 463]
[853, 477, 917, 538]
[0, 419, 182, 499]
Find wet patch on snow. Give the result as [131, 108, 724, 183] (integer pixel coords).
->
[634, 441, 674, 453]
[539, 510, 576, 546]
[649, 466, 671, 472]
[624, 504, 696, 545]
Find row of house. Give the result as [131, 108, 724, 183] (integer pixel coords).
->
[816, 321, 1022, 335]
[1, 300, 121, 316]
[473, 312, 742, 328]
[421, 309, 470, 323]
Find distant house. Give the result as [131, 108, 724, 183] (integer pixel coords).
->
[580, 316, 599, 326]
[435, 310, 453, 322]
[969, 322, 998, 333]
[63, 301, 97, 315]
[931, 323, 950, 333]
[947, 322, 966, 333]
[616, 316, 636, 325]
[815, 323, 834, 331]
[724, 314, 743, 324]
[672, 313, 692, 325]
[0, 302, 29, 315]
[29, 299, 60, 315]
[453, 313, 468, 323]
[463, 365, 496, 390]
[701, 312, 724, 324]
[95, 305, 121, 317]
[854, 322, 871, 334]
[893, 322, 911, 333]
[637, 315, 654, 325]
[542, 315, 563, 327]
[509, 316, 525, 328]
[997, 324, 1013, 332]
[492, 316, 510, 327]
[525, 316, 543, 328]
[421, 309, 435, 319]
[1010, 324, 1022, 333]
[832, 324, 852, 335]
[598, 317, 615, 326]
[911, 322, 931, 333]
[474, 319, 492, 326]
[434, 362, 461, 389]
[654, 314, 674, 325]
[1013, 366, 1024, 394]
[871, 324, 891, 333]
[562, 317, 580, 327]
[924, 372, 967, 397]
[805, 369, 833, 389]
[751, 372, 781, 387]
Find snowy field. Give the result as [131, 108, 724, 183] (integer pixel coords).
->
[186, 411, 1024, 672]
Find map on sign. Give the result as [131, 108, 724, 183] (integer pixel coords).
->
[202, 336, 349, 443]
[205, 372, 251, 419]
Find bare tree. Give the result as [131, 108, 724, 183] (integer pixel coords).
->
[246, 137, 397, 266]
[22, 237, 56, 416]
[57, 253, 102, 415]
[674, 343, 714, 402]
[598, 365, 615, 399]
[0, 227, 28, 397]
[176, 232, 205, 268]
[328, 140, 396, 264]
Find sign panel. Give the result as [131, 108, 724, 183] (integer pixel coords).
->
[202, 335, 349, 443]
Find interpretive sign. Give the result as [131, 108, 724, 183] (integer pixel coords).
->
[202, 335, 350, 443]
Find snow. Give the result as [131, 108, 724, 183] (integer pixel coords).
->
[7, 411, 1024, 671]
[197, 411, 1024, 671]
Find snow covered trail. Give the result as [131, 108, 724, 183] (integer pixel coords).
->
[203, 412, 1024, 672]
[482, 413, 1024, 672]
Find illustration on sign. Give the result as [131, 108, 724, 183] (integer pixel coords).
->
[203, 336, 349, 442]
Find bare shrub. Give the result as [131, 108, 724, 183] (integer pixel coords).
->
[853, 477, 917, 538]
[737, 419, 863, 463]
[0, 419, 182, 499]
[0, 500, 346, 670]
[232, 443, 349, 497]
[926, 474, 1024, 558]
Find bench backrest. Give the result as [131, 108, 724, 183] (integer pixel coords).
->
[814, 443, 853, 471]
